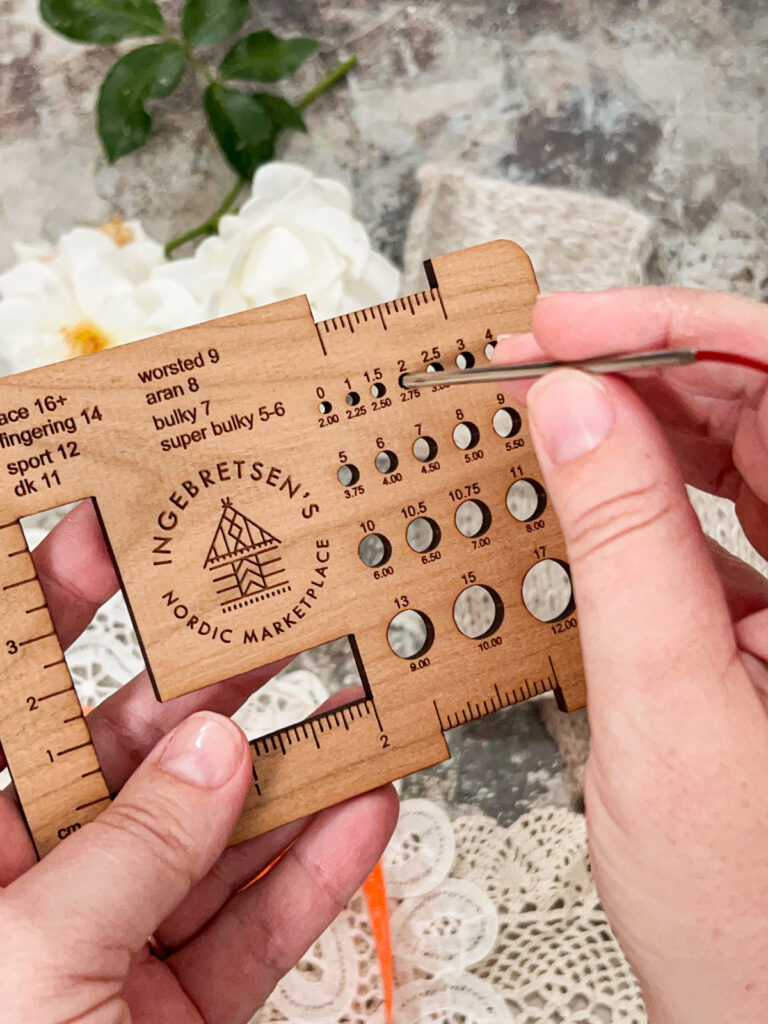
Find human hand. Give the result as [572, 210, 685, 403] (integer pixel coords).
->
[0, 501, 398, 1023]
[494, 288, 768, 1023]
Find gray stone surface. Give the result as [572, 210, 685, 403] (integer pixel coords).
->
[2, 0, 767, 295]
[2, 0, 766, 820]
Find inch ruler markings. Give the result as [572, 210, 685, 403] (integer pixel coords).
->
[0, 521, 110, 857]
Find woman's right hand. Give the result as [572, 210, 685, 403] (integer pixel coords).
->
[495, 287, 768, 1023]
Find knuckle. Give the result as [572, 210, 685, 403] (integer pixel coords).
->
[94, 799, 198, 888]
[567, 479, 679, 564]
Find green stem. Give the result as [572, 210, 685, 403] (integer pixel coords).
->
[163, 56, 357, 257]
[298, 55, 357, 111]
[164, 177, 246, 258]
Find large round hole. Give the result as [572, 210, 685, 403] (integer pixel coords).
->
[453, 584, 504, 639]
[454, 499, 492, 538]
[506, 479, 547, 521]
[522, 559, 574, 622]
[337, 464, 360, 487]
[406, 516, 441, 553]
[387, 609, 435, 659]
[375, 449, 399, 474]
[358, 533, 391, 568]
[412, 436, 439, 462]
[493, 407, 522, 438]
[456, 352, 475, 370]
[452, 421, 480, 450]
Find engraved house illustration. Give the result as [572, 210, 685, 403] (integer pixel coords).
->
[205, 498, 290, 610]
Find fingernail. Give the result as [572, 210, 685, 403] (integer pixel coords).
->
[159, 713, 243, 788]
[528, 369, 615, 464]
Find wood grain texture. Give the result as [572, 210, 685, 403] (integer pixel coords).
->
[0, 240, 585, 857]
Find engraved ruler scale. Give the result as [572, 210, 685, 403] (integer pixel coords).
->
[0, 240, 585, 858]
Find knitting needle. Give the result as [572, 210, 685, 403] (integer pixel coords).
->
[399, 348, 698, 389]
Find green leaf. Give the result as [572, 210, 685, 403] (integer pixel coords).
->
[203, 84, 276, 178]
[181, 0, 249, 49]
[39, 0, 164, 44]
[253, 93, 307, 133]
[97, 42, 186, 163]
[219, 30, 319, 83]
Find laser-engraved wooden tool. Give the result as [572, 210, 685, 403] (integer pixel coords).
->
[0, 239, 585, 857]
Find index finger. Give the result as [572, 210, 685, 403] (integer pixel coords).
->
[494, 288, 768, 503]
[502, 286, 768, 406]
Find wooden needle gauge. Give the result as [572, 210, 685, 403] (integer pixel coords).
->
[0, 239, 585, 858]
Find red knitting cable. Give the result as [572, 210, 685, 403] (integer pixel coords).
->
[695, 350, 768, 375]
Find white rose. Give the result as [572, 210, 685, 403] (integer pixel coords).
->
[157, 163, 401, 320]
[0, 219, 205, 374]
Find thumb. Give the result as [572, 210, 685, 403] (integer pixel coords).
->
[522, 370, 742, 761]
[10, 711, 251, 952]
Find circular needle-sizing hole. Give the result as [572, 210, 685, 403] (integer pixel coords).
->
[456, 352, 475, 370]
[493, 407, 522, 438]
[453, 585, 504, 639]
[454, 499, 492, 538]
[346, 391, 361, 406]
[453, 421, 480, 451]
[522, 559, 574, 622]
[337, 464, 360, 487]
[406, 516, 441, 553]
[413, 436, 439, 462]
[426, 361, 444, 373]
[371, 382, 386, 398]
[484, 340, 497, 359]
[318, 400, 332, 414]
[387, 609, 435, 659]
[375, 449, 399, 474]
[506, 479, 547, 521]
[358, 533, 391, 568]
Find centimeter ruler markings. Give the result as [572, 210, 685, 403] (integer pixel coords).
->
[0, 520, 110, 857]
[433, 656, 560, 731]
[314, 288, 448, 351]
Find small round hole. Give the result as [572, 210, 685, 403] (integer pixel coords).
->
[506, 479, 547, 521]
[346, 391, 361, 406]
[406, 516, 441, 553]
[412, 436, 439, 462]
[318, 400, 333, 414]
[456, 352, 475, 370]
[522, 559, 574, 622]
[375, 449, 399, 474]
[426, 361, 444, 373]
[453, 584, 504, 639]
[371, 382, 387, 398]
[387, 609, 435, 659]
[358, 533, 391, 568]
[454, 499, 492, 538]
[484, 340, 497, 359]
[452, 421, 480, 450]
[493, 407, 522, 438]
[337, 464, 360, 487]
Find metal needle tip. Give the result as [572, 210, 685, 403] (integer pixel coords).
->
[399, 348, 698, 389]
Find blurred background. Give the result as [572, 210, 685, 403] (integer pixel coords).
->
[2, 0, 767, 294]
